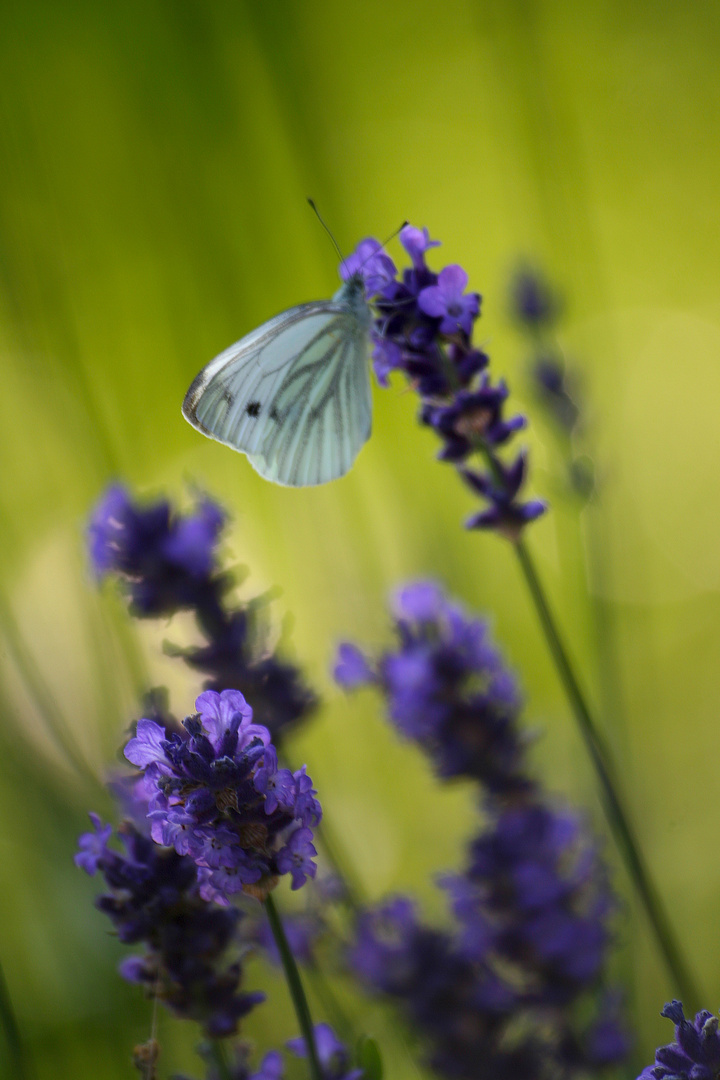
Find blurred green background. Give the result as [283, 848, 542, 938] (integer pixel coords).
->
[2, 0, 720, 1076]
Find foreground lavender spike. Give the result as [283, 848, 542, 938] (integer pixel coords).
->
[123, 688, 321, 903]
[88, 485, 316, 740]
[638, 1001, 720, 1080]
[75, 814, 264, 1037]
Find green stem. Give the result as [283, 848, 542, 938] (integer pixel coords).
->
[0, 960, 29, 1080]
[264, 893, 323, 1080]
[209, 1040, 233, 1080]
[514, 536, 699, 1007]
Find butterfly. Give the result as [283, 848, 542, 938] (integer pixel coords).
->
[182, 271, 373, 486]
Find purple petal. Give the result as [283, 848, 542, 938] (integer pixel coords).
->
[124, 719, 168, 768]
[417, 283, 446, 317]
[437, 264, 469, 297]
[333, 643, 373, 688]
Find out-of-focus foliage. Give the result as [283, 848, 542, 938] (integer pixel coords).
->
[1, 1, 720, 1077]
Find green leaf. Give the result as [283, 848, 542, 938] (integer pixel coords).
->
[356, 1035, 383, 1080]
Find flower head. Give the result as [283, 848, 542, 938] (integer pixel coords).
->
[124, 689, 321, 903]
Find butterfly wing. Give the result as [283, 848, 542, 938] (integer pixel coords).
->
[182, 299, 372, 486]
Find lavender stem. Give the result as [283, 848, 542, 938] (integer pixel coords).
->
[514, 535, 699, 1007]
[264, 893, 323, 1080]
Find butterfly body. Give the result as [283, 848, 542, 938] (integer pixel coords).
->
[182, 273, 373, 486]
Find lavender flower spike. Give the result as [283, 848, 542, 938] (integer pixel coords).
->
[124, 688, 321, 903]
[342, 227, 545, 538]
[88, 484, 317, 742]
[339, 579, 629, 1080]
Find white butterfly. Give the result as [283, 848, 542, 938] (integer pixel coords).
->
[182, 272, 372, 487]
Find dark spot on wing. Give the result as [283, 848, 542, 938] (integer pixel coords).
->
[246, 400, 261, 417]
[269, 406, 280, 422]
[222, 389, 234, 406]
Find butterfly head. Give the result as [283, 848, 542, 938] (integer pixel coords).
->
[332, 272, 372, 329]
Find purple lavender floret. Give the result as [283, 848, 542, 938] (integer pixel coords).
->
[463, 453, 547, 543]
[342, 225, 545, 539]
[637, 1001, 720, 1080]
[251, 1050, 285, 1080]
[274, 827, 318, 891]
[75, 814, 264, 1037]
[422, 381, 526, 462]
[335, 581, 528, 792]
[418, 265, 481, 336]
[124, 688, 320, 903]
[287, 1023, 363, 1080]
[88, 485, 316, 741]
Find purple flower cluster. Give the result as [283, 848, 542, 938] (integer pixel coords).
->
[343, 228, 546, 540]
[335, 581, 528, 792]
[337, 581, 629, 1079]
[124, 689, 321, 903]
[75, 814, 264, 1037]
[351, 856, 624, 1080]
[638, 1001, 720, 1080]
[88, 485, 316, 740]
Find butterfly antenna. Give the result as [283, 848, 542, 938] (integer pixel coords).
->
[356, 219, 410, 275]
[381, 220, 409, 250]
[307, 198, 345, 262]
